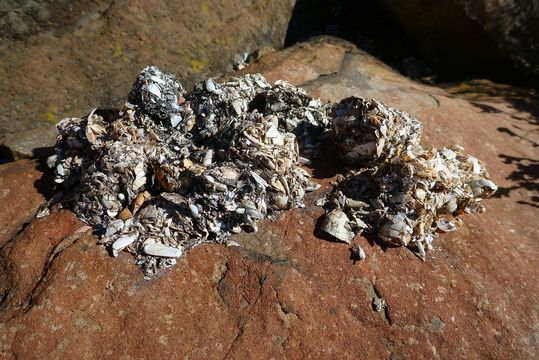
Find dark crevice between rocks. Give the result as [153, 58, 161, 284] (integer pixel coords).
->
[0, 258, 14, 313]
[286, 0, 437, 81]
[0, 222, 31, 254]
[285, 0, 532, 87]
[0, 145, 14, 164]
[0, 144, 55, 165]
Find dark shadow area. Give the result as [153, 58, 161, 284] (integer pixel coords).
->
[286, 0, 434, 80]
[360, 232, 379, 248]
[308, 139, 345, 180]
[285, 0, 533, 87]
[32, 146, 55, 160]
[95, 108, 121, 122]
[349, 245, 363, 264]
[494, 154, 539, 207]
[0, 144, 55, 164]
[470, 102, 503, 114]
[0, 144, 14, 163]
[33, 152, 57, 202]
[497, 127, 539, 148]
[517, 196, 539, 209]
[443, 79, 539, 126]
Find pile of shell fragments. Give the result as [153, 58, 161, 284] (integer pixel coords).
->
[322, 97, 497, 258]
[48, 66, 496, 275]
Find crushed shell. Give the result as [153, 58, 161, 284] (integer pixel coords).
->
[320, 96, 497, 257]
[47, 66, 497, 276]
[49, 66, 329, 277]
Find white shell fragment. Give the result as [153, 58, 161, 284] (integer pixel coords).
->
[56, 163, 65, 176]
[112, 231, 138, 257]
[322, 209, 354, 243]
[143, 240, 183, 258]
[170, 114, 182, 127]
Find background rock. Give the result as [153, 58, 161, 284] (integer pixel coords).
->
[372, 0, 539, 85]
[0, 38, 537, 359]
[286, 0, 539, 86]
[0, 0, 295, 160]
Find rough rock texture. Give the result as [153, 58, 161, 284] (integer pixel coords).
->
[0, 0, 295, 159]
[1, 38, 538, 359]
[0, 160, 47, 247]
[375, 0, 539, 85]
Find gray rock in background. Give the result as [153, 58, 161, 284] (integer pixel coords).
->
[0, 0, 295, 159]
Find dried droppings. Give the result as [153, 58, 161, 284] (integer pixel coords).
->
[322, 96, 497, 258]
[48, 68, 497, 275]
[49, 67, 330, 277]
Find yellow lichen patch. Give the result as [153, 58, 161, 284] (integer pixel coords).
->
[112, 43, 123, 58]
[112, 43, 128, 61]
[43, 105, 58, 124]
[200, 2, 209, 16]
[190, 59, 206, 72]
[214, 36, 235, 47]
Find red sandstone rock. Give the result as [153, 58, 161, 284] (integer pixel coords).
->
[1, 39, 537, 359]
[0, 160, 47, 247]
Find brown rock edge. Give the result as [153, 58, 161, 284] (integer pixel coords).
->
[1, 38, 538, 359]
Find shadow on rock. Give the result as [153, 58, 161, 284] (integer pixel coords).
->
[33, 153, 56, 201]
[444, 79, 539, 125]
[308, 141, 345, 180]
[494, 154, 539, 207]
[497, 127, 539, 148]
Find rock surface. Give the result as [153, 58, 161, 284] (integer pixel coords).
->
[1, 38, 538, 359]
[0, 0, 295, 159]
[0, 160, 47, 247]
